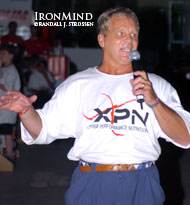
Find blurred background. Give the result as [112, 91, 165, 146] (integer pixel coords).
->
[1, 0, 189, 108]
[0, 0, 190, 205]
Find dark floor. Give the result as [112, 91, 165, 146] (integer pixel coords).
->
[0, 139, 78, 205]
[0, 138, 190, 205]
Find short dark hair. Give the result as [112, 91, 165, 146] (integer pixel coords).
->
[0, 44, 17, 56]
[8, 21, 17, 28]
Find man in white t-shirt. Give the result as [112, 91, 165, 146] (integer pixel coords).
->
[0, 7, 190, 205]
[0, 44, 21, 163]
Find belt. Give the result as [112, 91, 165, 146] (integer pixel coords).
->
[79, 161, 155, 172]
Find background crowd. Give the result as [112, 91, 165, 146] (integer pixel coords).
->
[0, 21, 71, 165]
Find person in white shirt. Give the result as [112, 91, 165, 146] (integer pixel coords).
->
[26, 57, 55, 108]
[0, 44, 21, 163]
[0, 7, 190, 205]
[27, 58, 55, 92]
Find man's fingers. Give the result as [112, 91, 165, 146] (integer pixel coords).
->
[133, 71, 147, 78]
[0, 92, 37, 113]
[29, 95, 38, 104]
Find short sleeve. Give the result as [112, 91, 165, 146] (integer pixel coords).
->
[21, 78, 82, 145]
[155, 78, 190, 148]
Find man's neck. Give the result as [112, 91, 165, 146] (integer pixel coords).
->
[9, 32, 16, 35]
[98, 62, 133, 75]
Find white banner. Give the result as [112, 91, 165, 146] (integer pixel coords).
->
[0, 0, 32, 26]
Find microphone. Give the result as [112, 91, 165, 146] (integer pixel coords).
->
[129, 50, 144, 109]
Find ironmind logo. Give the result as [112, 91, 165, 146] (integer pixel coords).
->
[83, 93, 149, 136]
[34, 12, 94, 27]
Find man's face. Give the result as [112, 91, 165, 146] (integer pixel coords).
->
[98, 16, 139, 67]
[9, 24, 17, 34]
[0, 50, 13, 66]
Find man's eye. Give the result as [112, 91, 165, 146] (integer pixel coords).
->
[131, 33, 137, 38]
[117, 31, 124, 36]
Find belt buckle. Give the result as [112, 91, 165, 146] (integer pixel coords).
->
[112, 164, 124, 171]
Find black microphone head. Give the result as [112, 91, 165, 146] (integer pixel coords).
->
[129, 50, 140, 61]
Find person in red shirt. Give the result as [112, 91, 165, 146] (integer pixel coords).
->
[1, 21, 24, 46]
[24, 25, 52, 55]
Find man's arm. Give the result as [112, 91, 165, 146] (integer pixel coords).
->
[0, 91, 42, 139]
[130, 71, 190, 146]
[152, 101, 189, 146]
[19, 105, 42, 140]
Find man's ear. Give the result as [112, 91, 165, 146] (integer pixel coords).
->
[97, 34, 104, 48]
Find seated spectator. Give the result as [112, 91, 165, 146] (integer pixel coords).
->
[24, 25, 52, 55]
[28, 57, 55, 91]
[0, 44, 21, 164]
[24, 56, 55, 108]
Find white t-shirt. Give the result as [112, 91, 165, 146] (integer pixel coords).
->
[27, 69, 50, 90]
[0, 65, 21, 124]
[21, 67, 190, 164]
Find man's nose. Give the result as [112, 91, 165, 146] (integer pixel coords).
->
[122, 33, 132, 41]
